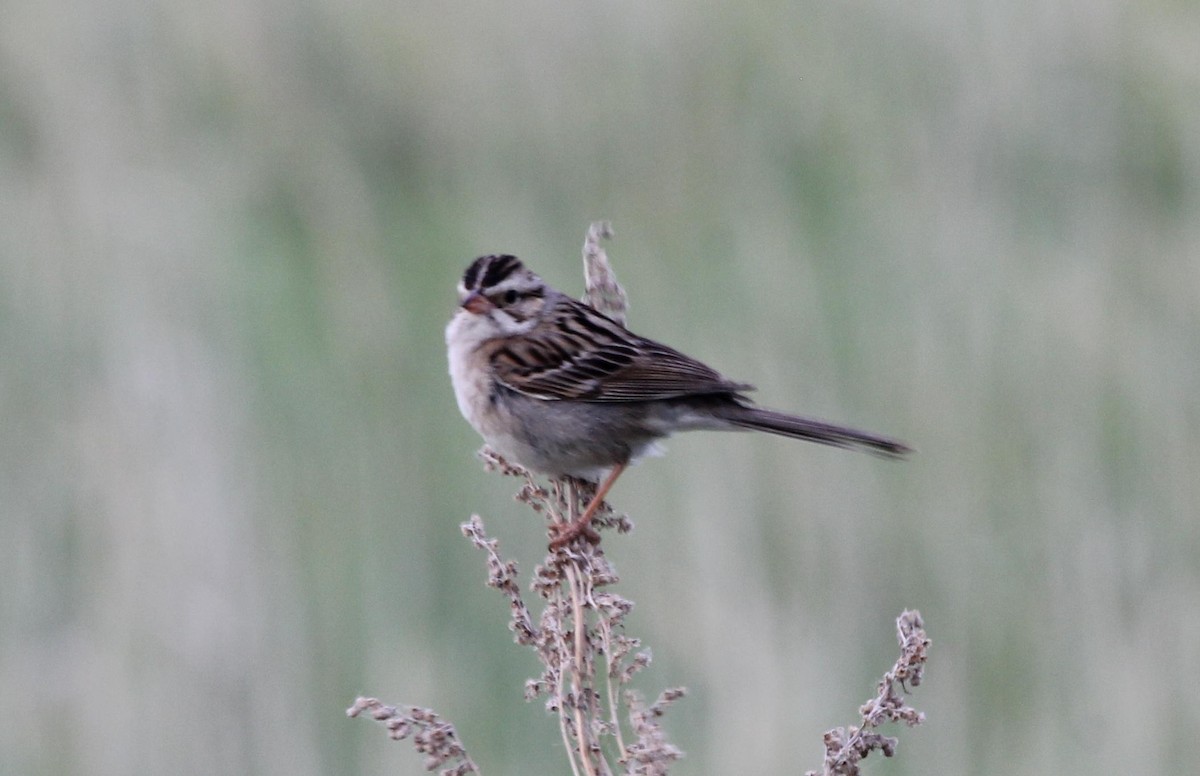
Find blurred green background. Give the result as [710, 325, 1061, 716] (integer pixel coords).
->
[3, 1, 1199, 774]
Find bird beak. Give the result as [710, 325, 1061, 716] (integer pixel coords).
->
[461, 291, 494, 315]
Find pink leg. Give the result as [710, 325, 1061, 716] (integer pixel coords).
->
[549, 462, 627, 549]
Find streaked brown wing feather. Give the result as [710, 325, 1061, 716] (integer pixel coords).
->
[490, 299, 752, 402]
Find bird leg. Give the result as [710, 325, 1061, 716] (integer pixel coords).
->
[548, 462, 626, 549]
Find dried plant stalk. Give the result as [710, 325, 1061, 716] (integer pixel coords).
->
[346, 698, 479, 776]
[464, 448, 683, 776]
[805, 610, 930, 776]
[581, 220, 625, 324]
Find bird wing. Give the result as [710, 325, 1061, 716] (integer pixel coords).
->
[489, 300, 752, 402]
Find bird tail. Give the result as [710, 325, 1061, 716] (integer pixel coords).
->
[722, 405, 911, 459]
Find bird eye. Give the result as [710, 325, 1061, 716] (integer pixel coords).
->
[503, 289, 519, 305]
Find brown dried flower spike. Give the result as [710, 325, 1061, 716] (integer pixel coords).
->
[805, 610, 930, 776]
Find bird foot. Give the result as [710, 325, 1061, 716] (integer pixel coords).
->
[548, 518, 602, 550]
